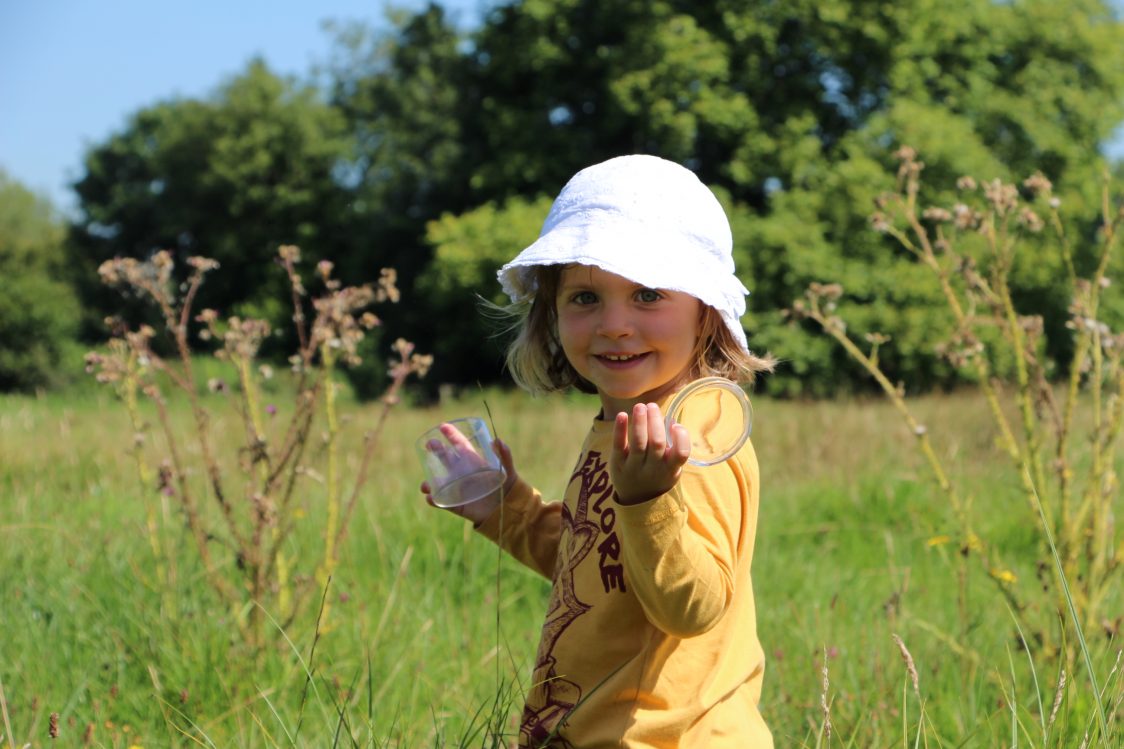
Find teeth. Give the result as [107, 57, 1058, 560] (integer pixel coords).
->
[603, 354, 638, 361]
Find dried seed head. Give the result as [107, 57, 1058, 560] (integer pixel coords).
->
[49, 712, 60, 739]
[392, 337, 414, 359]
[892, 145, 917, 163]
[808, 282, 844, 301]
[252, 493, 276, 526]
[1047, 670, 1066, 729]
[1023, 172, 1053, 197]
[97, 258, 122, 284]
[411, 353, 434, 378]
[820, 645, 833, 739]
[891, 633, 921, 697]
[378, 268, 400, 303]
[1017, 207, 1044, 232]
[222, 316, 272, 360]
[186, 256, 220, 272]
[922, 207, 952, 223]
[953, 203, 981, 231]
[983, 178, 1019, 215]
[1019, 315, 1045, 335]
[956, 176, 978, 191]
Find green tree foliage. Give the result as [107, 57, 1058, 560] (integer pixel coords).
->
[320, 5, 476, 372]
[417, 196, 554, 385]
[394, 0, 1124, 394]
[69, 60, 354, 345]
[71, 0, 1124, 395]
[0, 170, 81, 391]
[469, 0, 1124, 393]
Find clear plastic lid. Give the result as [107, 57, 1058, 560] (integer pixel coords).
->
[665, 377, 753, 466]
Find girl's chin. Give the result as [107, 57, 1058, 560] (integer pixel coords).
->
[596, 383, 667, 404]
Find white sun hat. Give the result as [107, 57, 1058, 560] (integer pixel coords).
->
[497, 154, 750, 351]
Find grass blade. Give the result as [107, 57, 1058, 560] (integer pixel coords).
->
[1026, 472, 1109, 746]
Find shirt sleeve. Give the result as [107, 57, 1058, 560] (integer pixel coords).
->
[613, 450, 755, 638]
[474, 476, 562, 579]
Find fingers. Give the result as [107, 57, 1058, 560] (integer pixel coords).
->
[613, 411, 630, 459]
[491, 438, 519, 493]
[424, 438, 448, 469]
[645, 402, 666, 453]
[424, 423, 485, 475]
[420, 481, 437, 508]
[491, 438, 511, 468]
[668, 422, 691, 465]
[615, 403, 674, 463]
[629, 402, 649, 453]
[440, 422, 476, 452]
[608, 403, 684, 505]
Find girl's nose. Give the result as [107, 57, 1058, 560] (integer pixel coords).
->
[595, 303, 633, 338]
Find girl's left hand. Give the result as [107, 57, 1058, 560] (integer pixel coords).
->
[610, 402, 691, 505]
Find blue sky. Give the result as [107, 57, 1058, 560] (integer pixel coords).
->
[0, 0, 488, 214]
[3, 1, 1122, 216]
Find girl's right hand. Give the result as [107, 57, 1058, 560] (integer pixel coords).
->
[421, 437, 518, 526]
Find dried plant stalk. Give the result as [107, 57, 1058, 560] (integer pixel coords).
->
[86, 246, 431, 645]
[792, 147, 1123, 649]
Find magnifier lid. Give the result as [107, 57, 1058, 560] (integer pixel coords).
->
[665, 377, 753, 467]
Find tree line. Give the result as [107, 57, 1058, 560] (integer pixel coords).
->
[5, 0, 1124, 397]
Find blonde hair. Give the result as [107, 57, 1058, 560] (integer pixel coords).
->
[500, 265, 774, 395]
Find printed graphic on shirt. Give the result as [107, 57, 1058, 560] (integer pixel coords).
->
[519, 449, 623, 747]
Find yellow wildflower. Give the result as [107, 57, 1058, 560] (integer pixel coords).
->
[990, 568, 1018, 584]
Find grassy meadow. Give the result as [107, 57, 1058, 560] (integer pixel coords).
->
[1, 382, 1122, 748]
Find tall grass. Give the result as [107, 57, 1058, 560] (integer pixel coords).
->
[1, 386, 1121, 746]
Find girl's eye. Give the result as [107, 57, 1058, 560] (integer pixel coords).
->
[636, 288, 662, 303]
[571, 291, 598, 305]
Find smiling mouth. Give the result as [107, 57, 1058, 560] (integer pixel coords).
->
[595, 352, 649, 364]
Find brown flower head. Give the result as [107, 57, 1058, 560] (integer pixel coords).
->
[1022, 172, 1053, 197]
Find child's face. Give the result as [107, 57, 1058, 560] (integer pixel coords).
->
[555, 265, 700, 416]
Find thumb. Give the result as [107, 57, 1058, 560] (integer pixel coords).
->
[492, 438, 517, 482]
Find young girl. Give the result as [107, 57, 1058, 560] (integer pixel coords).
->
[422, 154, 774, 748]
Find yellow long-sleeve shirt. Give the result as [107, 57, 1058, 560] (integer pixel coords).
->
[476, 411, 772, 748]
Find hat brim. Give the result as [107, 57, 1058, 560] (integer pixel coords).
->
[499, 220, 749, 350]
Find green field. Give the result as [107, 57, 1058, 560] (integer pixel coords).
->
[1, 386, 1121, 748]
